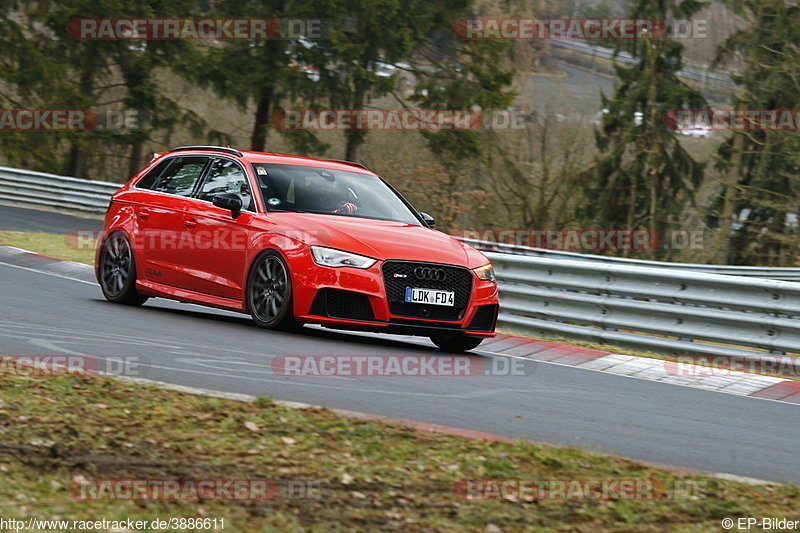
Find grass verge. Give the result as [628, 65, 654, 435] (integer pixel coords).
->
[0, 230, 95, 265]
[0, 373, 798, 532]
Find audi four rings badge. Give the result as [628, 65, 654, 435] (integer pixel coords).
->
[414, 267, 446, 281]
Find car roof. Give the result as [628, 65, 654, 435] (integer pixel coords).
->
[158, 146, 376, 176]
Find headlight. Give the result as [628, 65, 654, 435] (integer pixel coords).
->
[472, 263, 496, 282]
[311, 246, 377, 269]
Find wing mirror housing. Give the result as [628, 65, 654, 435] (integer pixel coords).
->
[420, 212, 435, 228]
[212, 193, 243, 218]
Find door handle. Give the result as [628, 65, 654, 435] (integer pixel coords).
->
[184, 218, 198, 228]
[137, 208, 150, 219]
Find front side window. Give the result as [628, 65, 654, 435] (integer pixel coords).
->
[197, 159, 254, 211]
[252, 163, 421, 225]
[151, 156, 209, 197]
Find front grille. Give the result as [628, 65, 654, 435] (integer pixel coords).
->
[382, 261, 472, 321]
[468, 304, 498, 331]
[309, 289, 374, 321]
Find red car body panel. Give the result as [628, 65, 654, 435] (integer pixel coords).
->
[96, 148, 499, 337]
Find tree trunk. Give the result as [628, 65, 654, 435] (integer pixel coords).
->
[64, 144, 85, 177]
[250, 89, 273, 152]
[714, 134, 743, 264]
[716, 2, 760, 265]
[344, 79, 368, 161]
[645, 39, 659, 260]
[64, 66, 95, 177]
[344, 132, 366, 161]
[128, 139, 143, 178]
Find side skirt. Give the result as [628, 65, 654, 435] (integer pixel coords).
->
[136, 279, 246, 313]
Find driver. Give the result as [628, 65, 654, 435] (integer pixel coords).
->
[310, 177, 358, 215]
[333, 200, 358, 215]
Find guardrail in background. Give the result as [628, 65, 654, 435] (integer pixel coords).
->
[460, 238, 800, 282]
[550, 40, 735, 89]
[0, 166, 119, 214]
[489, 252, 800, 357]
[1, 165, 797, 358]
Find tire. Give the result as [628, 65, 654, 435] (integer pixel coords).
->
[430, 333, 484, 353]
[98, 231, 149, 306]
[246, 250, 299, 330]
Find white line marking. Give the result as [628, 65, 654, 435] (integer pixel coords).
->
[0, 261, 95, 285]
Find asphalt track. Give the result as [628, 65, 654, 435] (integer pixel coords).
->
[0, 202, 103, 234]
[0, 203, 798, 484]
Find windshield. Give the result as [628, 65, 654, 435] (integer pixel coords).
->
[252, 163, 422, 225]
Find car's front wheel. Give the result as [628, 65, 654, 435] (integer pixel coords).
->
[430, 333, 484, 352]
[98, 231, 149, 306]
[246, 250, 299, 330]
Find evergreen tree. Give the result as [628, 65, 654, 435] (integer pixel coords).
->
[710, 0, 800, 265]
[583, 0, 706, 255]
[0, 0, 202, 178]
[189, 0, 328, 154]
[302, 0, 514, 161]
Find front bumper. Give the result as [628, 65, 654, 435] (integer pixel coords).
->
[292, 256, 499, 337]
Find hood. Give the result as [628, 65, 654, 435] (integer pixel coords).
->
[265, 213, 488, 268]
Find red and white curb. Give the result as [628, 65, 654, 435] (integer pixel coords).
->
[1, 243, 799, 405]
[479, 335, 800, 405]
[0, 244, 96, 284]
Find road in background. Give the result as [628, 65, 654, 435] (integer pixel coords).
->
[524, 63, 615, 117]
[0, 203, 102, 234]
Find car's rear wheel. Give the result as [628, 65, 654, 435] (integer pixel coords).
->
[247, 250, 299, 330]
[98, 231, 148, 306]
[430, 333, 484, 352]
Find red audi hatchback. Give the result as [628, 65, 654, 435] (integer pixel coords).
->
[96, 146, 498, 351]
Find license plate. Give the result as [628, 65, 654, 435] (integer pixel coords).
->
[404, 287, 455, 307]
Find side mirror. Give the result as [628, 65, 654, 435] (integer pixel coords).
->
[212, 193, 243, 218]
[420, 212, 435, 228]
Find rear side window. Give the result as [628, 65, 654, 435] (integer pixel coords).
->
[151, 157, 209, 197]
[135, 158, 172, 190]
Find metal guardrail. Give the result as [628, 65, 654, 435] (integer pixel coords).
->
[0, 166, 119, 214]
[460, 238, 800, 282]
[551, 40, 735, 89]
[489, 252, 800, 357]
